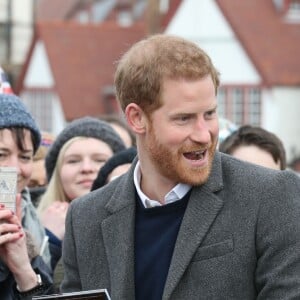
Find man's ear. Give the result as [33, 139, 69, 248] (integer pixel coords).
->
[125, 103, 147, 134]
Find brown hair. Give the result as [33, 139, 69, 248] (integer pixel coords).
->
[219, 125, 287, 170]
[0, 127, 36, 153]
[114, 34, 220, 116]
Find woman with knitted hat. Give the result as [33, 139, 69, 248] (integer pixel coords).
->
[37, 116, 125, 273]
[0, 94, 54, 299]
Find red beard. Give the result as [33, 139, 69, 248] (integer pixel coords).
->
[145, 125, 217, 186]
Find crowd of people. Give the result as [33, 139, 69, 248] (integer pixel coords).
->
[1, 34, 300, 299]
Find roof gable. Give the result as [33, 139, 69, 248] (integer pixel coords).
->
[216, 0, 300, 85]
[165, 0, 261, 84]
[24, 41, 54, 87]
[28, 21, 145, 120]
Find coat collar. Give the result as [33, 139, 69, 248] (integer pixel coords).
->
[104, 151, 224, 212]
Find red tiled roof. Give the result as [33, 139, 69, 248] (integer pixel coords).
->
[32, 21, 145, 120]
[217, 0, 300, 86]
[20, 0, 182, 121]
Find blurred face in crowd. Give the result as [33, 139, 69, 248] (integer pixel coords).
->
[107, 163, 132, 183]
[141, 75, 219, 188]
[28, 159, 47, 187]
[231, 144, 281, 170]
[60, 138, 113, 200]
[110, 123, 133, 148]
[0, 128, 34, 192]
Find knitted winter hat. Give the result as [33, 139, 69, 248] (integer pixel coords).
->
[0, 94, 41, 153]
[45, 116, 126, 181]
[91, 146, 137, 191]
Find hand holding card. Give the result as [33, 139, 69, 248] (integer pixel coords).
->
[0, 167, 17, 213]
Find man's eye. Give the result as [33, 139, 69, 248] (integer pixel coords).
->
[181, 116, 189, 121]
[176, 115, 190, 123]
[205, 110, 217, 119]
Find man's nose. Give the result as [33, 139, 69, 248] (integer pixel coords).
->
[190, 119, 211, 144]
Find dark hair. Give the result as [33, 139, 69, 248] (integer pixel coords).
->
[219, 125, 286, 170]
[0, 127, 37, 154]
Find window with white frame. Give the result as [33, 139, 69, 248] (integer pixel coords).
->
[217, 86, 261, 126]
[21, 90, 54, 132]
[248, 88, 261, 125]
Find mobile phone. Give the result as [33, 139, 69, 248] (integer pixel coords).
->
[0, 167, 17, 213]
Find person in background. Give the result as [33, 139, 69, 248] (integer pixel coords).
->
[0, 94, 53, 299]
[37, 116, 126, 272]
[91, 146, 137, 191]
[289, 156, 300, 175]
[219, 125, 286, 170]
[217, 117, 238, 147]
[29, 131, 55, 208]
[100, 114, 136, 148]
[61, 34, 300, 299]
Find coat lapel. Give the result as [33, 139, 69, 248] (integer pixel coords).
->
[163, 152, 224, 299]
[101, 171, 136, 299]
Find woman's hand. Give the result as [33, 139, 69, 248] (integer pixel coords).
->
[0, 194, 25, 269]
[0, 194, 39, 290]
[40, 201, 69, 240]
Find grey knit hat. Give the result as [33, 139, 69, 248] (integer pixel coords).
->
[0, 94, 41, 153]
[45, 116, 126, 181]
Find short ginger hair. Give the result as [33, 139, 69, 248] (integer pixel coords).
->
[114, 34, 220, 116]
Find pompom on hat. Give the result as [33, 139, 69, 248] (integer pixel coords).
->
[33, 131, 56, 161]
[45, 116, 126, 181]
[0, 94, 41, 153]
[0, 66, 14, 94]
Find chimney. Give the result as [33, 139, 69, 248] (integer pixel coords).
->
[146, 0, 161, 35]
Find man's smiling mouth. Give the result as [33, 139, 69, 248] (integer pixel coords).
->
[183, 149, 207, 160]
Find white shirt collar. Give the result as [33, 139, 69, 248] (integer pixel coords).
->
[133, 161, 191, 208]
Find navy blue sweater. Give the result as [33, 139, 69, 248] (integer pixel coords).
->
[134, 191, 190, 300]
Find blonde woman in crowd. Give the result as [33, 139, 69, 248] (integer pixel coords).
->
[37, 117, 125, 272]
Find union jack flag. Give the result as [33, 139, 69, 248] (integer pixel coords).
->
[0, 66, 14, 94]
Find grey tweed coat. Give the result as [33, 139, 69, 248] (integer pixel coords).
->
[61, 151, 300, 299]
